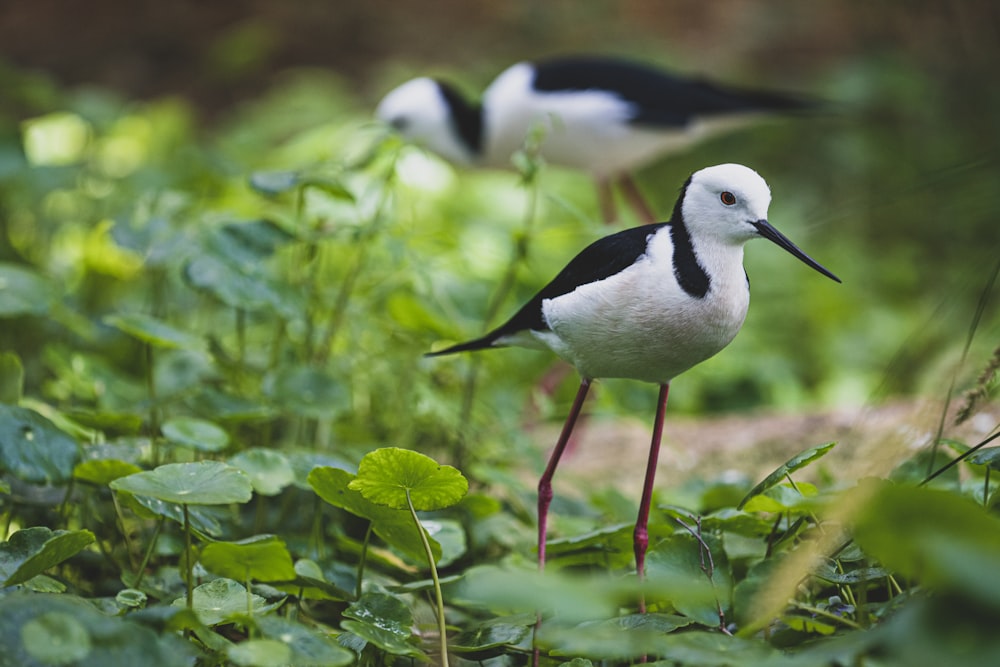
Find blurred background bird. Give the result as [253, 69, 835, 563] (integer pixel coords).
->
[376, 55, 818, 224]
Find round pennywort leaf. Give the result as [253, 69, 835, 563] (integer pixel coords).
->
[110, 461, 253, 505]
[349, 447, 467, 511]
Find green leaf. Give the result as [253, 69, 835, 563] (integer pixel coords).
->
[161, 416, 230, 452]
[104, 312, 205, 351]
[309, 466, 442, 565]
[0, 527, 96, 587]
[421, 518, 467, 567]
[0, 592, 194, 666]
[342, 591, 412, 635]
[0, 351, 24, 403]
[115, 589, 148, 609]
[739, 482, 821, 513]
[349, 447, 468, 511]
[229, 448, 295, 496]
[249, 170, 300, 195]
[341, 592, 425, 659]
[813, 563, 891, 585]
[254, 615, 354, 666]
[204, 220, 295, 264]
[73, 459, 143, 486]
[967, 446, 1000, 470]
[737, 442, 836, 509]
[227, 639, 292, 667]
[853, 481, 1000, 608]
[200, 535, 296, 583]
[262, 365, 348, 419]
[173, 578, 280, 626]
[456, 565, 617, 624]
[649, 630, 784, 665]
[449, 614, 535, 658]
[111, 461, 253, 505]
[272, 559, 353, 601]
[182, 221, 302, 318]
[0, 263, 57, 317]
[0, 404, 80, 484]
[541, 613, 695, 660]
[21, 611, 92, 665]
[644, 533, 733, 627]
[124, 494, 224, 536]
[782, 613, 837, 635]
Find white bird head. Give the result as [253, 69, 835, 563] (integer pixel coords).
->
[375, 78, 479, 165]
[683, 163, 840, 282]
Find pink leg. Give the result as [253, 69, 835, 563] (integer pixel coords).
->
[619, 174, 658, 225]
[596, 178, 617, 224]
[634, 383, 670, 612]
[533, 378, 592, 667]
[537, 378, 593, 569]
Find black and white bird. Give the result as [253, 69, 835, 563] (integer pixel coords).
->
[427, 164, 839, 601]
[377, 56, 816, 224]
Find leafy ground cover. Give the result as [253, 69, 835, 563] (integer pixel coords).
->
[1, 58, 999, 666]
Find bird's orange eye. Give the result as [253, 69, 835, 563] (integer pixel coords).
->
[720, 191, 737, 206]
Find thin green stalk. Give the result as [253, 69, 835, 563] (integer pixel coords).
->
[111, 491, 138, 572]
[246, 572, 253, 621]
[309, 495, 325, 561]
[236, 307, 246, 367]
[406, 490, 449, 667]
[356, 522, 374, 601]
[888, 574, 904, 596]
[130, 517, 164, 589]
[314, 171, 396, 364]
[2, 508, 13, 541]
[985, 467, 991, 508]
[921, 429, 1000, 486]
[183, 503, 193, 610]
[926, 257, 1000, 475]
[788, 600, 864, 630]
[145, 343, 160, 465]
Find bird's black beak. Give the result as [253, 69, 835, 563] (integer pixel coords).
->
[752, 220, 841, 283]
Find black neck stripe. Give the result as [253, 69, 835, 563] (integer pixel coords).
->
[435, 81, 484, 156]
[669, 177, 711, 298]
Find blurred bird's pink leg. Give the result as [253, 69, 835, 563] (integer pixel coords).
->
[537, 378, 593, 569]
[620, 174, 657, 225]
[596, 178, 617, 224]
[634, 383, 670, 613]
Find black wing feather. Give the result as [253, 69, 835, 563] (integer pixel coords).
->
[428, 223, 667, 356]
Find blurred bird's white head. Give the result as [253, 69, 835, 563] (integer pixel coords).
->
[375, 78, 477, 165]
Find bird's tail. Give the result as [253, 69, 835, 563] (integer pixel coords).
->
[425, 333, 502, 357]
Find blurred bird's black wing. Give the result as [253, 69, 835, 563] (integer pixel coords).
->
[531, 57, 816, 128]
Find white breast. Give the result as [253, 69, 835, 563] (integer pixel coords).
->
[536, 231, 750, 383]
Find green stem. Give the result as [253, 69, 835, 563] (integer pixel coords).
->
[310, 495, 324, 561]
[183, 504, 193, 610]
[236, 307, 246, 368]
[145, 343, 159, 465]
[110, 491, 137, 572]
[130, 517, 164, 589]
[788, 600, 863, 630]
[315, 171, 396, 364]
[246, 572, 253, 623]
[356, 522, 374, 601]
[406, 490, 448, 667]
